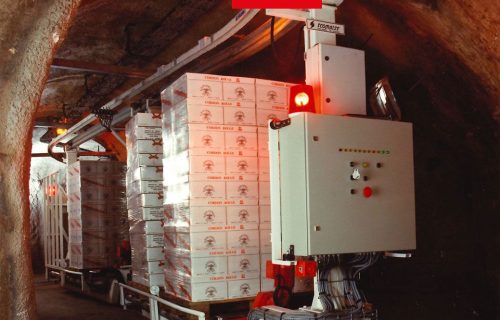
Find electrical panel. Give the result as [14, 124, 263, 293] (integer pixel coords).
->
[305, 44, 366, 116]
[270, 113, 416, 258]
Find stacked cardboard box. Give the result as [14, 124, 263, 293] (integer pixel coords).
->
[255, 79, 291, 292]
[126, 113, 165, 287]
[161, 73, 292, 301]
[67, 161, 128, 269]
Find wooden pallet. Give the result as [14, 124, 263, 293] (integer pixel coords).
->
[126, 281, 254, 320]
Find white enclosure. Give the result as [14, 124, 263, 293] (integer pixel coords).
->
[270, 113, 416, 258]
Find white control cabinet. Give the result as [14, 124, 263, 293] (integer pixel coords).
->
[305, 44, 366, 116]
[270, 113, 416, 259]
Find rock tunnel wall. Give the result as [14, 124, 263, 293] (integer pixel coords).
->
[0, 1, 80, 319]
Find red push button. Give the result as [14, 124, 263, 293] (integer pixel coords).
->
[363, 187, 373, 198]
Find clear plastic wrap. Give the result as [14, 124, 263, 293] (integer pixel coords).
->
[131, 259, 165, 275]
[126, 138, 163, 155]
[162, 204, 259, 232]
[129, 231, 164, 280]
[259, 228, 272, 254]
[163, 270, 259, 301]
[127, 166, 163, 182]
[126, 180, 163, 198]
[161, 73, 223, 107]
[128, 207, 164, 221]
[163, 270, 228, 302]
[164, 254, 228, 281]
[257, 127, 270, 157]
[128, 218, 163, 235]
[132, 270, 164, 287]
[131, 245, 163, 262]
[126, 125, 162, 140]
[125, 113, 165, 284]
[162, 154, 260, 183]
[259, 205, 271, 225]
[160, 73, 295, 300]
[126, 112, 162, 128]
[163, 229, 261, 257]
[130, 232, 164, 248]
[163, 180, 261, 207]
[164, 231, 227, 257]
[128, 152, 163, 168]
[67, 161, 129, 269]
[127, 193, 163, 208]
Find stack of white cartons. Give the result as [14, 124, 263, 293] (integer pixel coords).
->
[161, 73, 292, 301]
[67, 161, 128, 269]
[255, 79, 291, 291]
[126, 113, 165, 287]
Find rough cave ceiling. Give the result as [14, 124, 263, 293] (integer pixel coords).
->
[38, 0, 234, 123]
[37, 0, 499, 132]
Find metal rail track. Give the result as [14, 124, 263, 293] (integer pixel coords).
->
[48, 9, 299, 162]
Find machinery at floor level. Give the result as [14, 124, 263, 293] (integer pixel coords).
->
[254, 113, 415, 319]
[250, 2, 416, 319]
[42, 163, 132, 304]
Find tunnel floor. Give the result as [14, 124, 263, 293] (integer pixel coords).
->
[34, 275, 143, 320]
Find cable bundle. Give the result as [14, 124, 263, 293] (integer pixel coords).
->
[92, 108, 115, 131]
[316, 253, 381, 313]
[248, 306, 378, 320]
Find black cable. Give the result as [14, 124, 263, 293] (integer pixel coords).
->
[270, 16, 305, 79]
[270, 16, 285, 68]
[273, 273, 293, 307]
[359, 33, 373, 50]
[248, 307, 377, 320]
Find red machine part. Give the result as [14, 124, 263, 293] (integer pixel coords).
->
[295, 259, 317, 277]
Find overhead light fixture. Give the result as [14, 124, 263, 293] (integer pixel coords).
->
[56, 128, 68, 135]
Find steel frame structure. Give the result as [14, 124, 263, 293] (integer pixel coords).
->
[119, 283, 206, 320]
[42, 170, 69, 279]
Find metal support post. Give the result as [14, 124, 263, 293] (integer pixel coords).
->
[65, 148, 78, 165]
[118, 283, 206, 320]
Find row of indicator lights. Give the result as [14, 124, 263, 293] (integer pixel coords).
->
[350, 162, 383, 168]
[340, 148, 390, 154]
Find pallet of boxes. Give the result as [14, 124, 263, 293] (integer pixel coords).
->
[125, 113, 165, 287]
[161, 73, 292, 306]
[67, 161, 129, 269]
